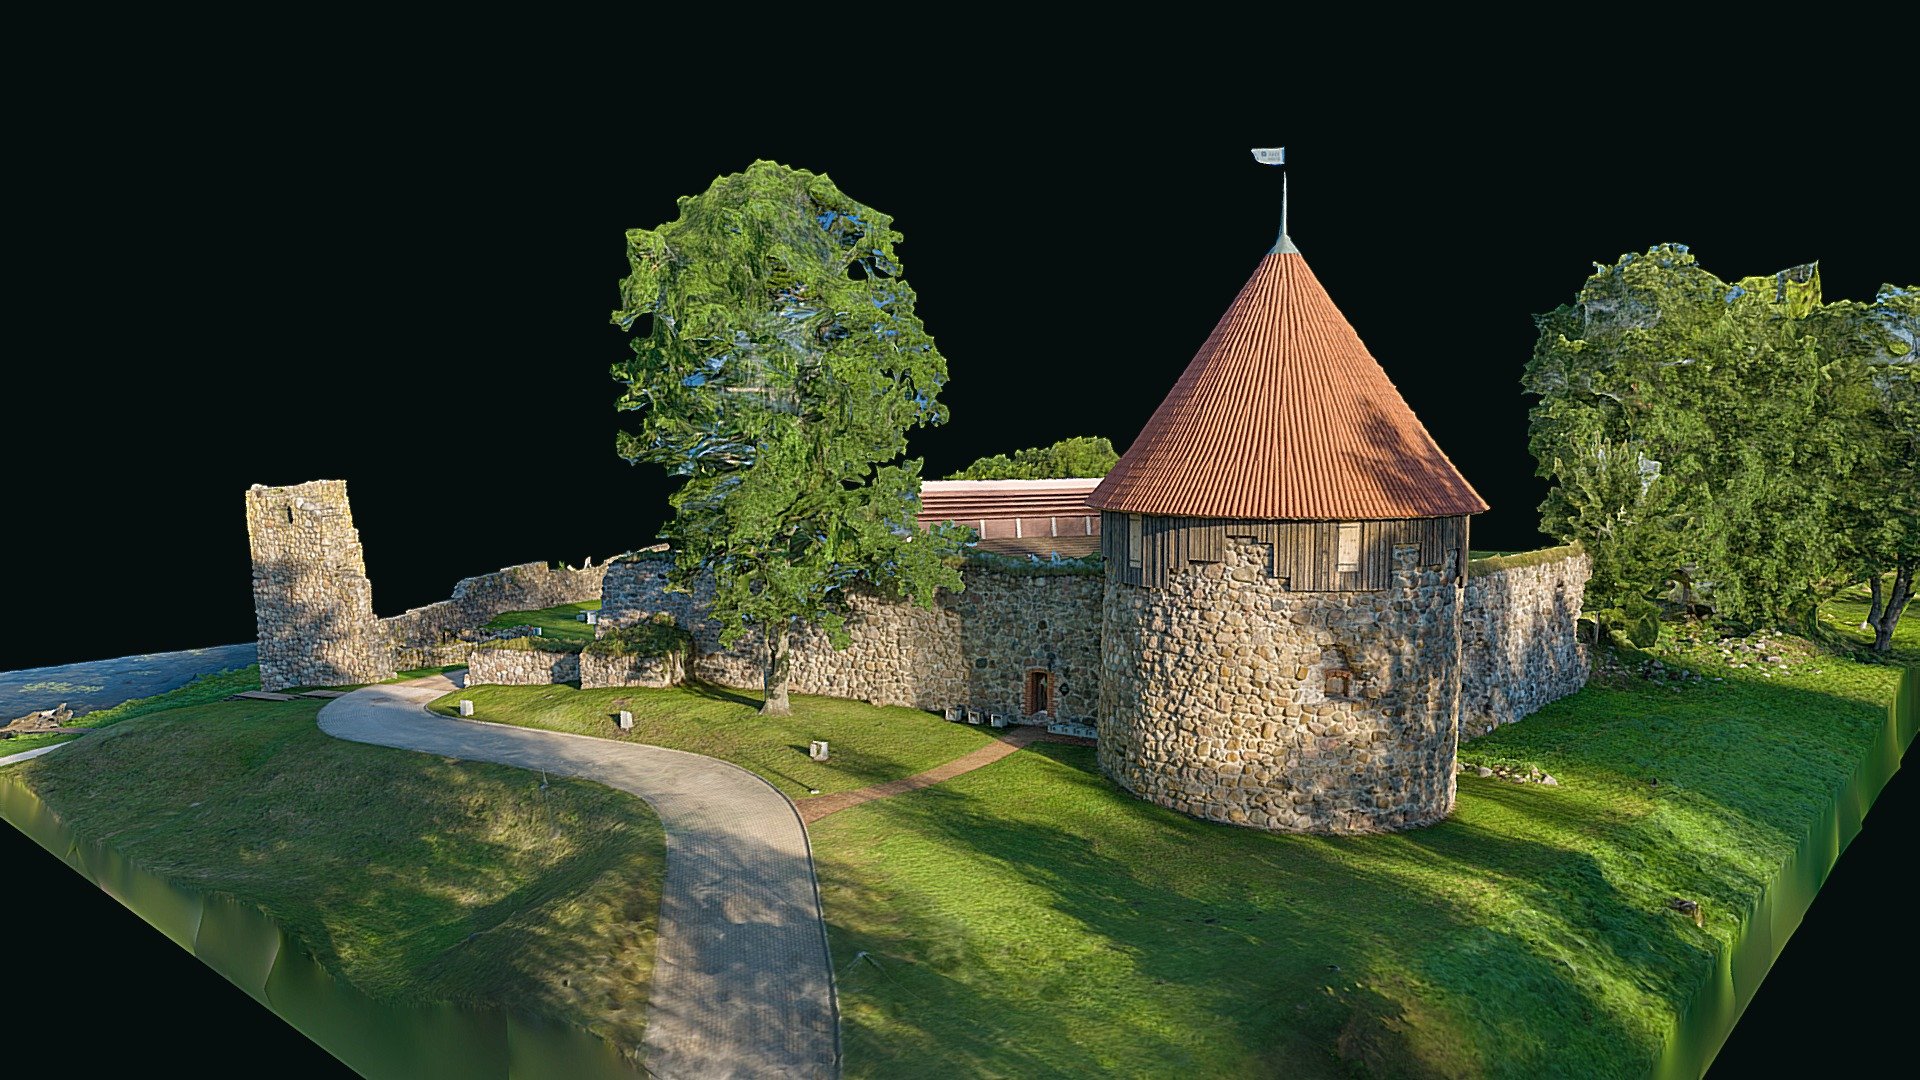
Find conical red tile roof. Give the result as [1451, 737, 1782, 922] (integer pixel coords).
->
[1089, 247, 1488, 520]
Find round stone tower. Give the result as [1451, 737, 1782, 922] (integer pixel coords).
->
[1090, 230, 1487, 834]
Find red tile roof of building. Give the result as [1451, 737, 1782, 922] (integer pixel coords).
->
[917, 478, 1101, 521]
[916, 478, 1102, 559]
[1088, 249, 1488, 520]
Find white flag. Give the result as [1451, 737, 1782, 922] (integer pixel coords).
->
[1251, 147, 1286, 165]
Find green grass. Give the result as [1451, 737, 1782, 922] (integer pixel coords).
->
[0, 667, 259, 758]
[474, 634, 583, 655]
[389, 664, 468, 682]
[428, 682, 997, 799]
[2, 687, 665, 1057]
[484, 600, 603, 644]
[1467, 542, 1584, 577]
[1815, 575, 1919, 662]
[809, 630, 1905, 1078]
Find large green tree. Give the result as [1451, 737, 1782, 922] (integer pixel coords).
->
[1814, 284, 1919, 651]
[1524, 245, 1913, 639]
[611, 161, 967, 714]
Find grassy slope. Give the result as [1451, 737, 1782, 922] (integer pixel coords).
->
[2, 693, 666, 1056]
[809, 627, 1906, 1078]
[0, 667, 259, 757]
[428, 683, 997, 799]
[485, 600, 603, 645]
[1816, 576, 1920, 662]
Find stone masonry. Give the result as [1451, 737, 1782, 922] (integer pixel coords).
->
[245, 479, 608, 686]
[466, 646, 581, 686]
[580, 645, 689, 689]
[381, 561, 608, 649]
[245, 481, 395, 691]
[598, 555, 1102, 723]
[1460, 551, 1592, 737]
[1098, 538, 1463, 835]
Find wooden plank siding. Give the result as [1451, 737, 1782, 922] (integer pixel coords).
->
[1102, 512, 1467, 591]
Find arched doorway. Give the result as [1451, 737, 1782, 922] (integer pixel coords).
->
[1024, 669, 1052, 718]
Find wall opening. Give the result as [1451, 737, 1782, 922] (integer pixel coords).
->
[1024, 669, 1053, 717]
[1336, 522, 1361, 573]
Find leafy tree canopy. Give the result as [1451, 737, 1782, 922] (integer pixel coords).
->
[1525, 244, 1916, 644]
[946, 436, 1120, 480]
[610, 161, 968, 712]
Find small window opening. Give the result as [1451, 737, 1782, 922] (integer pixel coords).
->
[1127, 515, 1143, 569]
[1336, 522, 1361, 574]
[286, 506, 295, 524]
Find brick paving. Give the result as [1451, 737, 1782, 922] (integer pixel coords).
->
[319, 674, 838, 1079]
[797, 726, 1095, 823]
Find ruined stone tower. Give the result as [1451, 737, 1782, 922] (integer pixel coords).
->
[244, 480, 394, 691]
[1089, 229, 1488, 834]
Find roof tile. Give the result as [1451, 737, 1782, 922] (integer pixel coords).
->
[1088, 250, 1487, 520]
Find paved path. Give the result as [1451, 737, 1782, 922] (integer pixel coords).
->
[0, 643, 257, 720]
[319, 675, 838, 1080]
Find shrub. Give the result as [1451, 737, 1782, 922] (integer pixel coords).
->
[583, 621, 693, 660]
[961, 550, 1105, 577]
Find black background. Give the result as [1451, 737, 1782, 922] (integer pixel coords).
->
[3, 35, 1913, 1078]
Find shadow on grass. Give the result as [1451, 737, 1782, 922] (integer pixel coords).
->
[677, 680, 763, 709]
[10, 704, 669, 1062]
[817, 741, 1717, 1078]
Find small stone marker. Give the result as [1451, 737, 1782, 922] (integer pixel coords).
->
[965, 708, 983, 725]
[582, 611, 599, 625]
[618, 710, 634, 730]
[944, 705, 964, 722]
[989, 713, 1008, 728]
[809, 740, 830, 761]
[531, 627, 542, 636]
[458, 699, 475, 717]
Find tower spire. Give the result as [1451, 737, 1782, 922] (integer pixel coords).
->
[1251, 146, 1298, 254]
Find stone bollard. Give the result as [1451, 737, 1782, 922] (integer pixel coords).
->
[618, 710, 634, 730]
[458, 700, 474, 717]
[809, 740, 830, 761]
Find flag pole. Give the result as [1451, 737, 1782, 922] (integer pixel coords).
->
[1251, 146, 1289, 251]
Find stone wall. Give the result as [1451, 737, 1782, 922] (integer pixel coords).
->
[391, 641, 474, 673]
[1098, 538, 1462, 835]
[580, 646, 688, 689]
[1460, 551, 1592, 737]
[380, 561, 609, 647]
[244, 481, 395, 691]
[466, 646, 581, 686]
[597, 556, 1102, 721]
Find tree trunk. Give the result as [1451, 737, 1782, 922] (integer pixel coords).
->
[1871, 562, 1913, 655]
[760, 622, 793, 716]
[1863, 573, 1884, 631]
